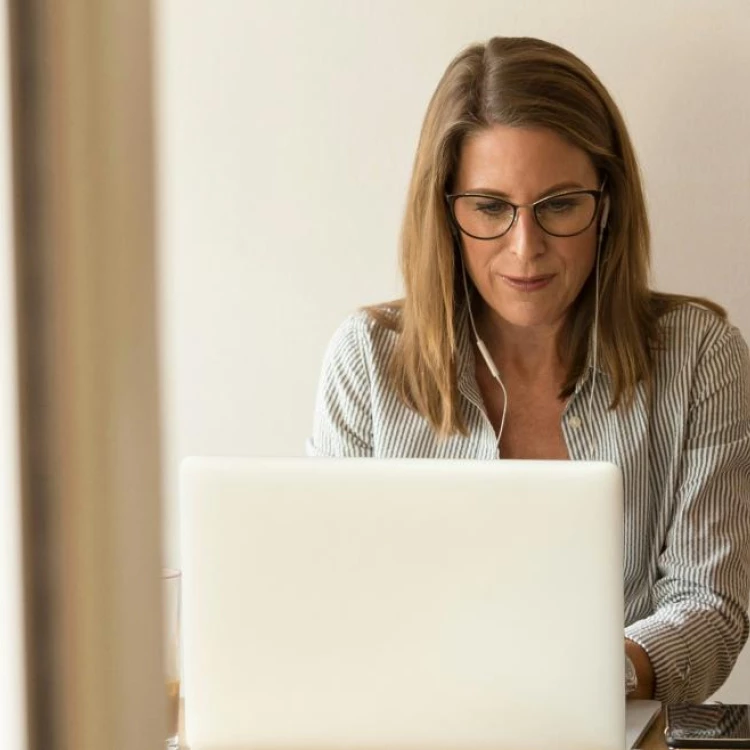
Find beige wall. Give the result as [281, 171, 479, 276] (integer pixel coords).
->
[155, 0, 750, 700]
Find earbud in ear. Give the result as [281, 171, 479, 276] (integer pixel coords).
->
[598, 196, 610, 243]
[600, 196, 610, 231]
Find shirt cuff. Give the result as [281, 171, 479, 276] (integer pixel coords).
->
[625, 615, 691, 702]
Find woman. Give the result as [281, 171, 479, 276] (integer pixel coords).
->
[309, 36, 750, 703]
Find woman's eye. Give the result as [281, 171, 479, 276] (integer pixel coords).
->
[540, 198, 578, 214]
[474, 200, 510, 216]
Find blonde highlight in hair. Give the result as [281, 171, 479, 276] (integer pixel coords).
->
[367, 37, 724, 437]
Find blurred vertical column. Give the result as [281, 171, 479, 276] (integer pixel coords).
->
[0, 0, 27, 745]
[7, 1, 165, 749]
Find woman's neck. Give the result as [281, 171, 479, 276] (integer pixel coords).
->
[476, 311, 566, 382]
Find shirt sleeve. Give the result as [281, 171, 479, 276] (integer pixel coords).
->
[625, 324, 750, 702]
[308, 314, 374, 457]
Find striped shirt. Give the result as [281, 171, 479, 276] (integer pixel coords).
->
[310, 302, 750, 703]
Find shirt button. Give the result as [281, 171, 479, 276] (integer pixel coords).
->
[568, 415, 583, 429]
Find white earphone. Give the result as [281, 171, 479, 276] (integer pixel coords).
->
[459, 251, 508, 451]
[599, 194, 610, 240]
[587, 191, 610, 428]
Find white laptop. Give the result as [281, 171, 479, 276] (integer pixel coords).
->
[180, 457, 629, 750]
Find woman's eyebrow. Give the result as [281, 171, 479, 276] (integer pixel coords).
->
[460, 181, 589, 200]
[540, 181, 588, 196]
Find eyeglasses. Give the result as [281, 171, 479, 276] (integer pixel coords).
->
[445, 188, 604, 240]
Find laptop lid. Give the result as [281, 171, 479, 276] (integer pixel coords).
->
[180, 457, 625, 750]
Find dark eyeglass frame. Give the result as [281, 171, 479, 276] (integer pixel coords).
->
[445, 188, 605, 240]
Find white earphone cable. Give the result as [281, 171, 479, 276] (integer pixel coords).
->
[460, 255, 508, 450]
[588, 193, 609, 426]
[588, 242, 601, 426]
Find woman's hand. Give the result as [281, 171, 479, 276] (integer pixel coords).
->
[625, 638, 655, 699]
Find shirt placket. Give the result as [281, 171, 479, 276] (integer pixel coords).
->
[561, 373, 601, 461]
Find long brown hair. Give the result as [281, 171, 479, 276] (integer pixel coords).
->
[368, 36, 724, 436]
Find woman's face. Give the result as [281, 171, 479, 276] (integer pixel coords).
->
[453, 124, 600, 338]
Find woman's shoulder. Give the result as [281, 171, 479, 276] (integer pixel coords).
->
[656, 300, 748, 362]
[324, 303, 403, 365]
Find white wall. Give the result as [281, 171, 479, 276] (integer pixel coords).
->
[155, 0, 750, 700]
[0, 0, 28, 745]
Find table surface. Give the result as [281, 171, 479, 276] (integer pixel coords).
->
[180, 702, 669, 750]
[640, 711, 667, 750]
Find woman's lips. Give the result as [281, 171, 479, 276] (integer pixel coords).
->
[500, 274, 555, 292]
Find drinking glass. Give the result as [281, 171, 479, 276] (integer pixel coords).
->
[163, 568, 181, 750]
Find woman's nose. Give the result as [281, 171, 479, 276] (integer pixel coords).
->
[508, 206, 546, 259]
